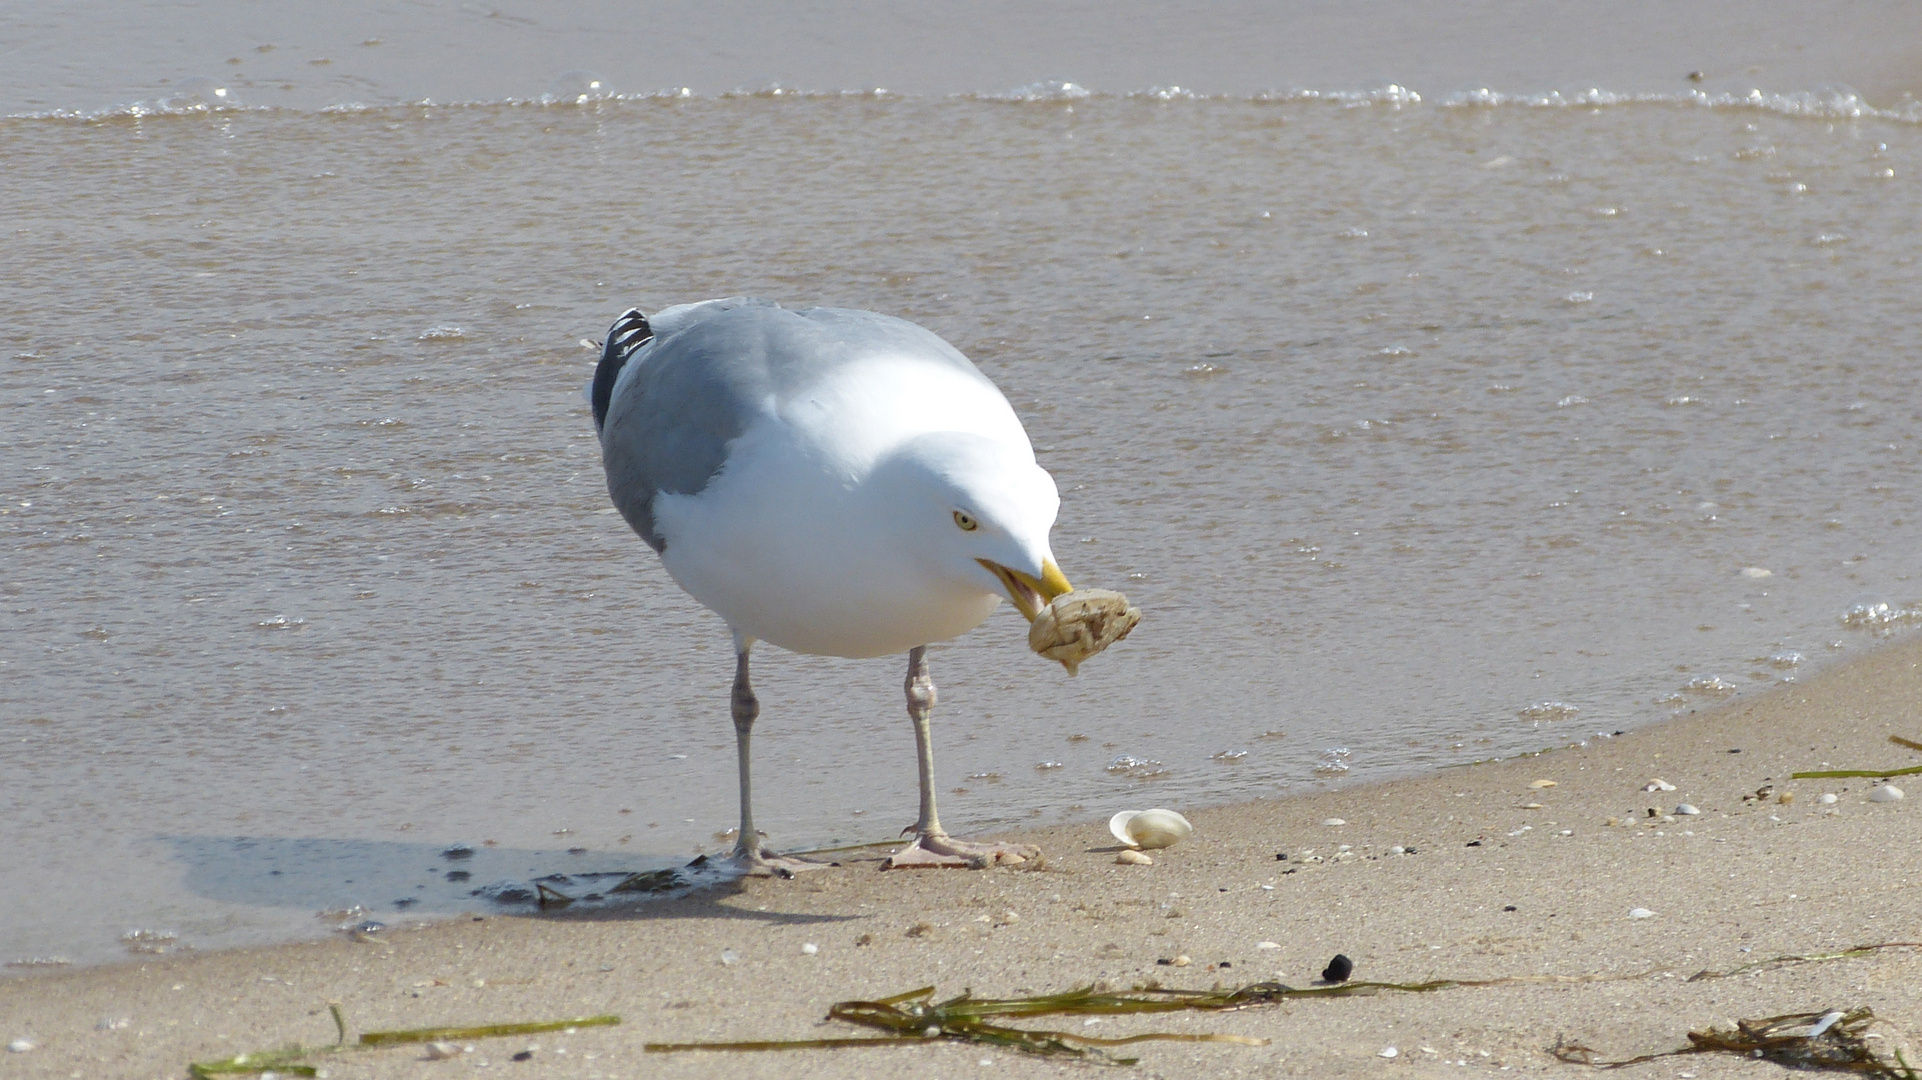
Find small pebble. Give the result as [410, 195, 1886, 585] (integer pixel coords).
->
[7, 1039, 34, 1054]
[719, 948, 739, 965]
[1818, 793, 1839, 805]
[1380, 1046, 1399, 1058]
[1388, 845, 1405, 854]
[1777, 792, 1795, 805]
[1322, 818, 1346, 827]
[424, 1042, 462, 1060]
[1628, 907, 1655, 919]
[801, 943, 818, 955]
[1675, 804, 1700, 816]
[1171, 955, 1192, 967]
[1322, 953, 1354, 982]
[511, 1048, 535, 1061]
[1116, 849, 1153, 865]
[1869, 785, 1904, 803]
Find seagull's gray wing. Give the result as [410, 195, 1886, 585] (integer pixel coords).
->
[595, 297, 991, 552]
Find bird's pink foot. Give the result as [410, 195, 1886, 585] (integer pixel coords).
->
[881, 833, 1039, 870]
[726, 846, 830, 879]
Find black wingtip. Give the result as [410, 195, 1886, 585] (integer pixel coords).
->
[592, 308, 652, 431]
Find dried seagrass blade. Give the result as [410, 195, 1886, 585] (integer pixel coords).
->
[358, 1015, 619, 1046]
[1554, 1006, 1918, 1078]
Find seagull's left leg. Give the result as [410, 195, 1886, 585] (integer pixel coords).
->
[882, 645, 1040, 870]
[724, 639, 822, 878]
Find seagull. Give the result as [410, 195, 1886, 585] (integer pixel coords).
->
[588, 297, 1073, 872]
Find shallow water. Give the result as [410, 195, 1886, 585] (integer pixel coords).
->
[6, 74, 1922, 967]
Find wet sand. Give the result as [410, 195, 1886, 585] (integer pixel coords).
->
[6, 633, 1919, 1079]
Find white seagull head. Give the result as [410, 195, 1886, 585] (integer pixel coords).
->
[869, 430, 1072, 621]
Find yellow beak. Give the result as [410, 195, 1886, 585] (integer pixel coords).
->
[978, 558, 1073, 622]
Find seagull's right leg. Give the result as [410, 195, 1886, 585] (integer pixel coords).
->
[882, 646, 1039, 870]
[724, 639, 821, 877]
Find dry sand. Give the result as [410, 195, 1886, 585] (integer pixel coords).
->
[7, 635, 1922, 1079]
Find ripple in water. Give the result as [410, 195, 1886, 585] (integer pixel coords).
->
[1839, 597, 1922, 630]
[1518, 701, 1579, 722]
[545, 70, 613, 105]
[1314, 747, 1352, 775]
[992, 80, 1090, 102]
[162, 77, 238, 110]
[1106, 755, 1169, 779]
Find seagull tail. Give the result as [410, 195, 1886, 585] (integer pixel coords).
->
[591, 307, 653, 431]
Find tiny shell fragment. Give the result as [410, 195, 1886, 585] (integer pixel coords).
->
[1644, 778, 1677, 792]
[1029, 589, 1141, 675]
[1529, 779, 1557, 788]
[1869, 784, 1905, 803]
[1116, 849, 1153, 865]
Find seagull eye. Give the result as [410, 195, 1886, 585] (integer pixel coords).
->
[952, 510, 978, 532]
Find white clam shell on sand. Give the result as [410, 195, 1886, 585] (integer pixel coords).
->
[1109, 808, 1193, 850]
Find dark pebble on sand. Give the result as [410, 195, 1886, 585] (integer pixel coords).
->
[446, 870, 471, 882]
[511, 1050, 534, 1062]
[442, 844, 476, 860]
[1322, 954, 1353, 983]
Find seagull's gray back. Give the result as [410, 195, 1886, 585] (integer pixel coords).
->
[598, 297, 991, 552]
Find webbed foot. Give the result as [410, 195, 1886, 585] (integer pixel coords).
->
[726, 847, 830, 879]
[881, 833, 1039, 870]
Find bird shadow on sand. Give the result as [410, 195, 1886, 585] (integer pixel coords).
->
[163, 835, 862, 928]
